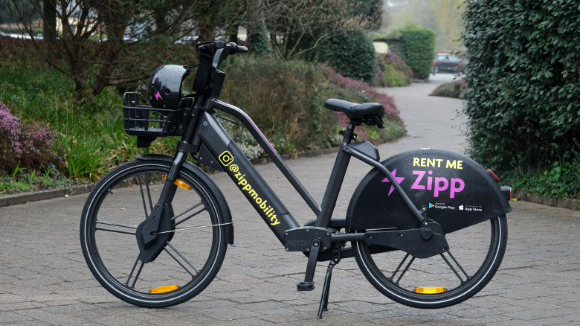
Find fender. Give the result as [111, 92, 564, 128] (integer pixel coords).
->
[347, 149, 511, 233]
[136, 154, 234, 245]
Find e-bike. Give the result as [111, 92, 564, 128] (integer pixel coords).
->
[80, 40, 512, 318]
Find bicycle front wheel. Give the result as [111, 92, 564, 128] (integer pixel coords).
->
[354, 215, 507, 308]
[80, 159, 228, 307]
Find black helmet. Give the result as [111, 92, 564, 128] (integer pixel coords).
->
[148, 65, 191, 109]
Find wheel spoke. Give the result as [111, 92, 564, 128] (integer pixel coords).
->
[171, 201, 204, 221]
[440, 253, 465, 283]
[155, 222, 233, 235]
[144, 174, 154, 211]
[391, 253, 410, 280]
[447, 250, 470, 279]
[395, 255, 415, 285]
[126, 258, 144, 288]
[165, 242, 198, 275]
[95, 220, 137, 235]
[95, 228, 136, 235]
[130, 262, 144, 289]
[96, 221, 137, 229]
[173, 207, 207, 227]
[137, 175, 148, 218]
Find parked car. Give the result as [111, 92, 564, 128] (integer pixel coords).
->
[432, 53, 467, 74]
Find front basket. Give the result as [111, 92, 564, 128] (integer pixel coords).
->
[122, 92, 193, 137]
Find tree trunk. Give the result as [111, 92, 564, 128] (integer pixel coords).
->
[43, 0, 56, 43]
[246, 0, 269, 54]
[197, 18, 215, 42]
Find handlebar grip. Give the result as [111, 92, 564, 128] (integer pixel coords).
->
[236, 45, 249, 53]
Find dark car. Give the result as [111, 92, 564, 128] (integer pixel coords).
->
[432, 53, 467, 74]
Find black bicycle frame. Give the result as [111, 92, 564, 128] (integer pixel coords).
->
[151, 42, 426, 248]
[175, 97, 422, 246]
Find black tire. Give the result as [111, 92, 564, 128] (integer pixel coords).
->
[80, 160, 228, 307]
[353, 216, 507, 308]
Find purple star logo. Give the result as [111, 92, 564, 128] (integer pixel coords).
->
[381, 169, 405, 196]
[154, 91, 163, 101]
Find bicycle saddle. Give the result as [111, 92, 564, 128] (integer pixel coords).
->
[324, 99, 384, 127]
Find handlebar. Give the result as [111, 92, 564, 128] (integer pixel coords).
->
[197, 41, 248, 57]
[192, 40, 248, 96]
[196, 40, 248, 70]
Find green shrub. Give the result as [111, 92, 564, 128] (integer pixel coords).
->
[311, 30, 377, 83]
[376, 52, 413, 87]
[392, 25, 435, 80]
[430, 78, 467, 98]
[221, 57, 340, 153]
[0, 53, 404, 189]
[463, 0, 579, 198]
[0, 65, 172, 181]
[505, 162, 579, 199]
[221, 56, 404, 152]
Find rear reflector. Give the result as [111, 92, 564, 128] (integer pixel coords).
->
[487, 169, 500, 182]
[414, 287, 447, 294]
[149, 285, 180, 294]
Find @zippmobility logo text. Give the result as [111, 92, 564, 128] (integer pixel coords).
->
[219, 151, 281, 226]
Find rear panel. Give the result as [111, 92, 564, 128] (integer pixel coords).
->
[347, 149, 511, 233]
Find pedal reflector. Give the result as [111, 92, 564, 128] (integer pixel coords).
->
[149, 285, 180, 294]
[414, 287, 447, 294]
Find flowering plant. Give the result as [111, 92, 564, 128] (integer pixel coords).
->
[0, 102, 59, 172]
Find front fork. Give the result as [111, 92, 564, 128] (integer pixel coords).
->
[135, 147, 195, 263]
[137, 103, 204, 262]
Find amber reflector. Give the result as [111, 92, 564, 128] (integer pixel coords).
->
[149, 285, 180, 294]
[160, 174, 190, 190]
[174, 179, 191, 190]
[414, 287, 447, 294]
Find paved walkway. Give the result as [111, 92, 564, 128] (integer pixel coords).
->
[1, 74, 579, 325]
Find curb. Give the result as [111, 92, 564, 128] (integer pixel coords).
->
[0, 146, 344, 208]
[0, 184, 94, 208]
[513, 190, 579, 211]
[2, 149, 578, 212]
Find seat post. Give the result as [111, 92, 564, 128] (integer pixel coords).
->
[315, 122, 356, 227]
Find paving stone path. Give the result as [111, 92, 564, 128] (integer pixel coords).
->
[1, 75, 579, 325]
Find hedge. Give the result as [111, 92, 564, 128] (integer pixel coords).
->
[463, 0, 579, 188]
[394, 25, 435, 80]
[311, 30, 377, 83]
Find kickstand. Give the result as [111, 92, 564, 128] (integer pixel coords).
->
[317, 259, 337, 319]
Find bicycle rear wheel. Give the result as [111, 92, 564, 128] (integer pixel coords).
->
[353, 216, 507, 308]
[80, 159, 228, 307]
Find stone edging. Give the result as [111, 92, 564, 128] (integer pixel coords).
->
[513, 190, 579, 211]
[0, 146, 343, 208]
[0, 184, 94, 208]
